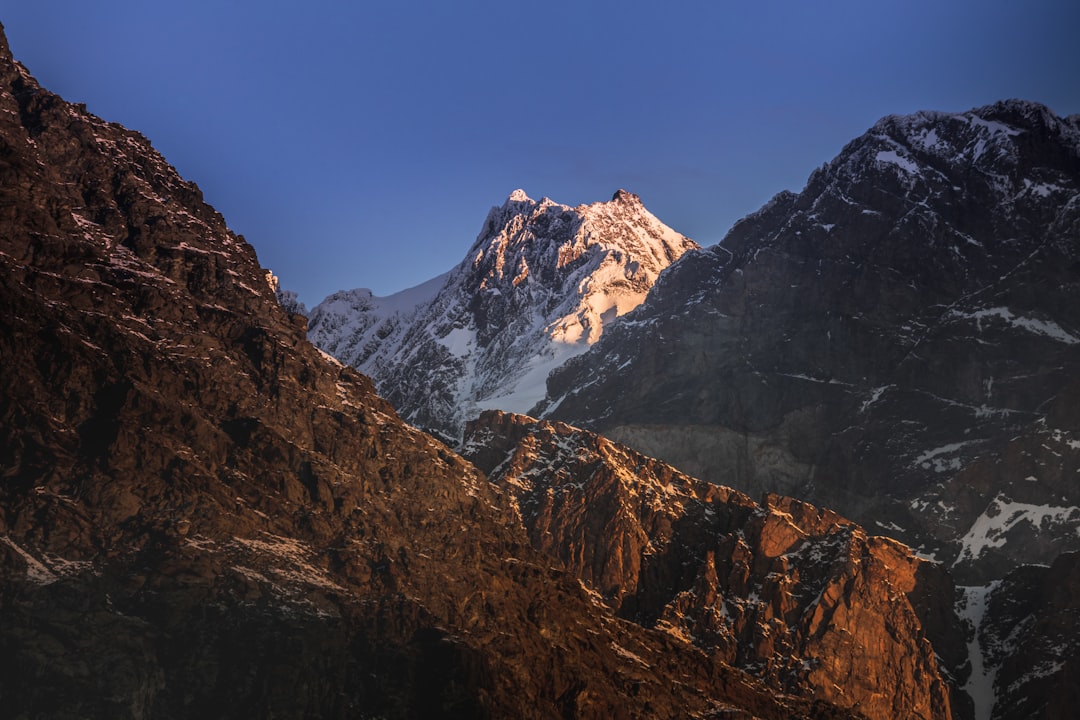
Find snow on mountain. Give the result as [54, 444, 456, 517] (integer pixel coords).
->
[309, 189, 698, 437]
[538, 100, 1080, 576]
[307, 272, 447, 368]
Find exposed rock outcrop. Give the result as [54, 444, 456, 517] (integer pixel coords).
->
[463, 410, 963, 720]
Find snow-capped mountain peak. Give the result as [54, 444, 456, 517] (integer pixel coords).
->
[309, 189, 699, 437]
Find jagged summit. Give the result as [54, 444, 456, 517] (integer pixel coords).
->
[309, 189, 698, 437]
[506, 187, 531, 203]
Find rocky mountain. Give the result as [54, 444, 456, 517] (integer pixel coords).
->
[308, 188, 698, 439]
[463, 410, 967, 720]
[0, 21, 874, 719]
[531, 100, 1080, 719]
[969, 552, 1080, 720]
[537, 101, 1080, 580]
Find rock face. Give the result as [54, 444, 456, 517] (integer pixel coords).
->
[956, 552, 1080, 720]
[0, 24, 870, 719]
[463, 410, 963, 720]
[537, 101, 1080, 587]
[977, 552, 1080, 720]
[308, 188, 698, 439]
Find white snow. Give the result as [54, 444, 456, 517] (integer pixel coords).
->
[912, 441, 978, 473]
[959, 582, 1002, 720]
[0, 537, 95, 585]
[473, 343, 581, 417]
[874, 520, 906, 533]
[912, 127, 944, 152]
[966, 115, 1022, 138]
[775, 372, 851, 386]
[1049, 428, 1080, 451]
[308, 272, 449, 368]
[954, 494, 1080, 565]
[949, 306, 1079, 345]
[875, 150, 920, 174]
[438, 327, 476, 358]
[310, 189, 697, 435]
[860, 385, 892, 413]
[317, 348, 344, 368]
[1022, 179, 1063, 198]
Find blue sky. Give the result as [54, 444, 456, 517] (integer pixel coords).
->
[4, 2, 1078, 305]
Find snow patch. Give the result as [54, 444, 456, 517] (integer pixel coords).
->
[860, 385, 891, 413]
[949, 306, 1079, 344]
[875, 150, 920, 174]
[954, 495, 1080, 565]
[438, 327, 476, 358]
[959, 582, 1002, 720]
[912, 441, 978, 473]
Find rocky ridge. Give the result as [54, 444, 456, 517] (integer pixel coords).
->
[463, 410, 965, 720]
[538, 101, 1080, 581]
[308, 187, 698, 439]
[0, 21, 867, 719]
[533, 100, 1080, 719]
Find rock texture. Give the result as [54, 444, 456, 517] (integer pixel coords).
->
[537, 101, 1080, 587]
[463, 410, 964, 720]
[958, 552, 1080, 720]
[308, 188, 698, 439]
[0, 24, 869, 719]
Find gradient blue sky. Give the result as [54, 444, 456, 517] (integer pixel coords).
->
[4, 2, 1078, 305]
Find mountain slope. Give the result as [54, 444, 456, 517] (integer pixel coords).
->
[970, 551, 1080, 720]
[0, 24, 860, 719]
[309, 188, 698, 438]
[463, 411, 965, 720]
[538, 101, 1080, 583]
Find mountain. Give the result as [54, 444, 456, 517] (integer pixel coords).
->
[0, 21, 870, 719]
[957, 552, 1080, 720]
[307, 271, 448, 377]
[530, 101, 1080, 719]
[537, 101, 1080, 581]
[462, 410, 967, 720]
[308, 188, 698, 439]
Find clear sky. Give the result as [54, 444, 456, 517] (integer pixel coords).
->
[4, 2, 1078, 305]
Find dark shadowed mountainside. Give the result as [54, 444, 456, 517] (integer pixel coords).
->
[538, 101, 1080, 586]
[0, 22, 866, 720]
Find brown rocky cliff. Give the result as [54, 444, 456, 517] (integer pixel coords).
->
[0, 22, 864, 719]
[464, 409, 961, 720]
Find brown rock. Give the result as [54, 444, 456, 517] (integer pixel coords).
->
[464, 410, 957, 720]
